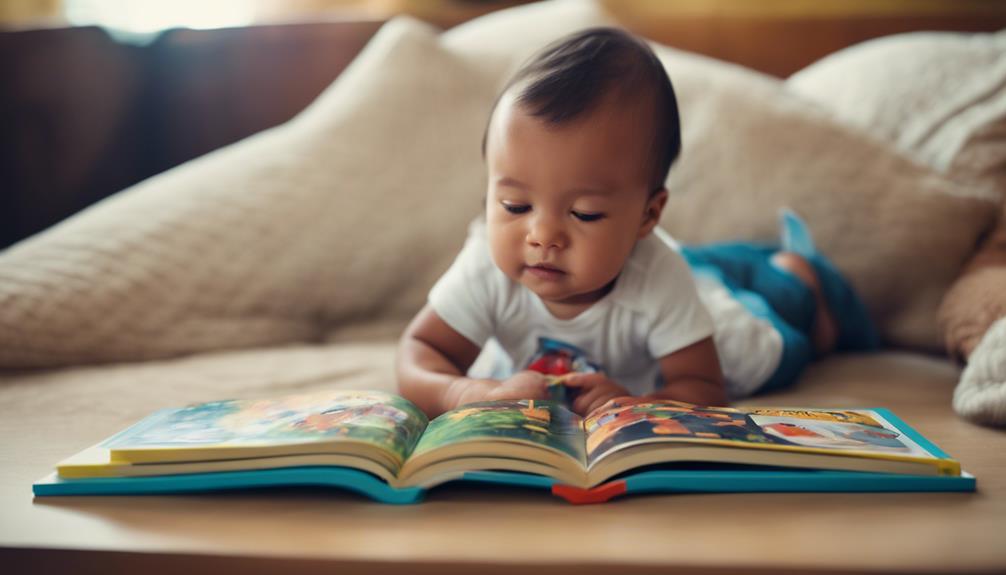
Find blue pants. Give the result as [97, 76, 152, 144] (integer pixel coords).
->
[682, 241, 879, 393]
[681, 243, 819, 393]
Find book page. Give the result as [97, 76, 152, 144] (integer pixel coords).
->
[584, 399, 934, 468]
[585, 399, 778, 467]
[744, 408, 932, 457]
[104, 390, 429, 467]
[410, 399, 586, 464]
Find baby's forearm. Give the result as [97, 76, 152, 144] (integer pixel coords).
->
[646, 377, 729, 407]
[396, 336, 491, 417]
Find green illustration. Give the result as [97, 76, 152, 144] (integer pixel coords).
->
[412, 399, 585, 462]
[105, 390, 429, 464]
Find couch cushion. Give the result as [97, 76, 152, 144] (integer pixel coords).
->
[0, 2, 617, 370]
[1, 0, 997, 368]
[0, 19, 495, 368]
[786, 30, 1006, 198]
[442, 0, 614, 83]
[655, 44, 998, 351]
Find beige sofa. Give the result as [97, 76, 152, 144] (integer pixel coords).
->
[3, 2, 1005, 572]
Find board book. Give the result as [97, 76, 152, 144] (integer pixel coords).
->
[33, 389, 975, 504]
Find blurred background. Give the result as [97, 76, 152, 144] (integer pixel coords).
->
[2, 0, 1004, 249]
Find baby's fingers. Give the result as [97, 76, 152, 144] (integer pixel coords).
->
[488, 385, 546, 402]
[562, 373, 608, 389]
[492, 372, 549, 400]
[572, 387, 612, 416]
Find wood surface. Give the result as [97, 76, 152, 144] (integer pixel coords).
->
[2, 353, 1004, 574]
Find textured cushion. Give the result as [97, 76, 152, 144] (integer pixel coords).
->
[786, 30, 1006, 198]
[0, 2, 614, 369]
[954, 315, 1006, 426]
[655, 44, 999, 351]
[939, 221, 1006, 359]
[0, 19, 495, 368]
[941, 265, 1006, 360]
[443, 0, 612, 81]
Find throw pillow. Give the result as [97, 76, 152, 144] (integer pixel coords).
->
[0, 18, 494, 368]
[655, 44, 999, 351]
[0, 0, 617, 369]
[787, 30, 1006, 198]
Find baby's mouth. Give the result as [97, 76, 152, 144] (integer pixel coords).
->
[525, 263, 566, 280]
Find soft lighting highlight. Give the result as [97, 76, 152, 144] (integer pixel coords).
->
[65, 0, 255, 33]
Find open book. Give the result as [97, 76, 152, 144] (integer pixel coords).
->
[35, 390, 974, 504]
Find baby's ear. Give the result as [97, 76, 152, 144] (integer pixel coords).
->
[639, 188, 669, 238]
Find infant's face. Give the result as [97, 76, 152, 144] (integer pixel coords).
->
[484, 92, 660, 313]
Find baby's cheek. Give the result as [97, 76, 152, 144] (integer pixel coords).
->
[487, 234, 521, 276]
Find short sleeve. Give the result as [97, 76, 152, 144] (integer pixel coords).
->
[427, 231, 498, 348]
[645, 246, 716, 359]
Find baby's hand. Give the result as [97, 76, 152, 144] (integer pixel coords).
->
[485, 371, 551, 402]
[562, 373, 632, 416]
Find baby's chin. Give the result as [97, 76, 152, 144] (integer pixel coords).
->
[522, 279, 609, 307]
[514, 273, 571, 297]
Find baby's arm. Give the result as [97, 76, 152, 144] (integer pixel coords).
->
[397, 304, 548, 417]
[652, 336, 727, 406]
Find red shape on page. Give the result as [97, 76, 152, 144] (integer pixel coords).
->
[528, 352, 574, 375]
[551, 480, 627, 504]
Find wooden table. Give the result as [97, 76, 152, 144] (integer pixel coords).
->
[3, 352, 1005, 574]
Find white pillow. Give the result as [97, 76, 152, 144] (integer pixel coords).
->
[442, 0, 614, 83]
[787, 31, 1006, 198]
[656, 43, 999, 351]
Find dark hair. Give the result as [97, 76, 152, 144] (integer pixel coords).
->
[482, 27, 681, 193]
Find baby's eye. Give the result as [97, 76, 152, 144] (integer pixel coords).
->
[502, 202, 530, 215]
[571, 210, 605, 222]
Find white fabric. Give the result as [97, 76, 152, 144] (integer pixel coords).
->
[692, 274, 783, 399]
[428, 224, 714, 396]
[954, 315, 1006, 426]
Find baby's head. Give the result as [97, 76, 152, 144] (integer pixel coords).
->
[482, 27, 681, 312]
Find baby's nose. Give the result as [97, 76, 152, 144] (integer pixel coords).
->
[526, 216, 566, 249]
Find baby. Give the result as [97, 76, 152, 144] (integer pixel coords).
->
[397, 28, 876, 418]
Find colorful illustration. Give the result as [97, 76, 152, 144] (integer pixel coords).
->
[584, 398, 777, 465]
[745, 408, 882, 427]
[412, 399, 586, 462]
[583, 400, 925, 466]
[526, 337, 602, 405]
[751, 416, 910, 452]
[104, 390, 429, 464]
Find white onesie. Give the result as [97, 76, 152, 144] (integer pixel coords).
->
[428, 223, 716, 396]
